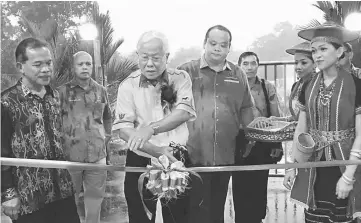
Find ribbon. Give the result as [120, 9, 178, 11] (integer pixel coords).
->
[138, 155, 202, 220]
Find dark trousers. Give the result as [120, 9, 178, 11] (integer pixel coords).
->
[232, 130, 275, 223]
[13, 196, 80, 223]
[188, 171, 231, 223]
[125, 151, 192, 223]
[233, 160, 269, 223]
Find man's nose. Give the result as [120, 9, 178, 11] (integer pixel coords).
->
[41, 65, 50, 73]
[146, 59, 155, 67]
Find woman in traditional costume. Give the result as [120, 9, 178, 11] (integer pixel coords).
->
[285, 41, 316, 121]
[271, 42, 315, 123]
[283, 22, 361, 223]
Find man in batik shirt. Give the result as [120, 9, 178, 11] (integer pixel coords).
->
[1, 37, 79, 223]
[58, 51, 112, 223]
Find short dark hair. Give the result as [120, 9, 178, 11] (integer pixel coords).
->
[204, 25, 232, 46]
[238, 51, 260, 65]
[343, 42, 353, 53]
[15, 37, 49, 63]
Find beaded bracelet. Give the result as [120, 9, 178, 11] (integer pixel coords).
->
[341, 174, 356, 185]
[285, 159, 297, 172]
[285, 168, 296, 173]
[350, 150, 361, 159]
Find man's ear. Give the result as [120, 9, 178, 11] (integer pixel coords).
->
[349, 51, 354, 61]
[16, 62, 24, 74]
[165, 53, 170, 61]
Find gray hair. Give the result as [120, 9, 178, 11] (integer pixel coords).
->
[136, 31, 170, 54]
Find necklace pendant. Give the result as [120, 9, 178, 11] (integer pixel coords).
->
[320, 99, 329, 106]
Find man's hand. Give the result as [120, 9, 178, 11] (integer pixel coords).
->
[242, 141, 256, 158]
[128, 126, 154, 151]
[2, 197, 20, 220]
[159, 146, 178, 163]
[270, 148, 282, 158]
[283, 169, 296, 190]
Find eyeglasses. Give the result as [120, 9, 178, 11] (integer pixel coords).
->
[138, 54, 165, 63]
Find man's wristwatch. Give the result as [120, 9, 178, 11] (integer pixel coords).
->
[150, 125, 160, 135]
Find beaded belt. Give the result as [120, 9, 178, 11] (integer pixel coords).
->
[309, 128, 355, 144]
[309, 128, 355, 161]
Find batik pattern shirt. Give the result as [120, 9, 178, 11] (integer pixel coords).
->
[1, 79, 74, 216]
[58, 78, 112, 163]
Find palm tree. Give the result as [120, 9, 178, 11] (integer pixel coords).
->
[21, 15, 75, 88]
[20, 2, 126, 89]
[91, 2, 124, 87]
[106, 55, 138, 104]
[300, 1, 361, 67]
[313, 1, 361, 24]
[1, 73, 21, 90]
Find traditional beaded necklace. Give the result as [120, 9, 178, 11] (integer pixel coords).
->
[317, 75, 338, 161]
[319, 76, 336, 106]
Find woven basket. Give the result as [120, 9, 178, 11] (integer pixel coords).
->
[245, 117, 297, 142]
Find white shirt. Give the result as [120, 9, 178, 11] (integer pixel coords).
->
[112, 68, 196, 157]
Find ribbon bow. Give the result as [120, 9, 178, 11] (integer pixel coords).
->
[138, 155, 202, 220]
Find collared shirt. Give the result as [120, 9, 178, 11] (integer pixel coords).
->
[248, 76, 281, 118]
[178, 56, 254, 166]
[58, 78, 112, 163]
[351, 64, 361, 79]
[138, 71, 168, 88]
[1, 79, 74, 216]
[112, 68, 196, 156]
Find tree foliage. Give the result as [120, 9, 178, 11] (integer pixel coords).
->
[106, 53, 138, 105]
[168, 47, 203, 69]
[1, 1, 93, 89]
[90, 2, 124, 86]
[248, 22, 302, 62]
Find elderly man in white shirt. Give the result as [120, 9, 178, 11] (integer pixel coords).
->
[112, 31, 196, 223]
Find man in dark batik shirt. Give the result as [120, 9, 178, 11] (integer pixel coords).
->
[1, 38, 79, 223]
[58, 51, 112, 223]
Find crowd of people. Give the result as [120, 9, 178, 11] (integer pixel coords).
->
[1, 21, 361, 223]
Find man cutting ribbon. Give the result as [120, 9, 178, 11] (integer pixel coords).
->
[112, 30, 198, 223]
